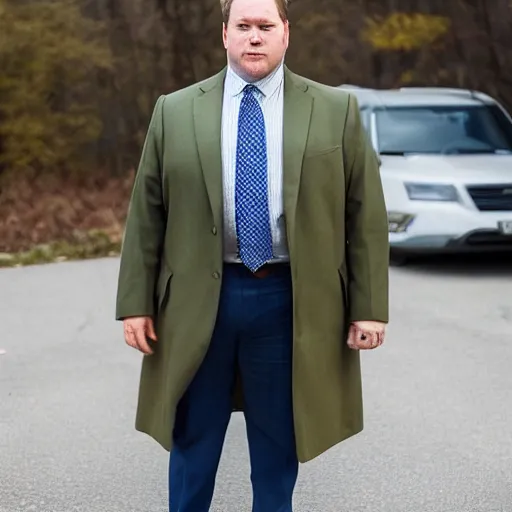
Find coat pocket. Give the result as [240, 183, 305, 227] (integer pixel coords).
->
[304, 145, 342, 159]
[156, 267, 173, 312]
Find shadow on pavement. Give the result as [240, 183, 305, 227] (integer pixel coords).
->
[394, 252, 512, 277]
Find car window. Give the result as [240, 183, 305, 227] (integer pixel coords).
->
[375, 104, 512, 154]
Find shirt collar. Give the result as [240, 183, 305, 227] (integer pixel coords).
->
[225, 60, 284, 98]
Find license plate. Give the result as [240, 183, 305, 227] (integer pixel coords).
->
[498, 221, 512, 235]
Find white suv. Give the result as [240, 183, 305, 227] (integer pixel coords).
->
[339, 85, 512, 262]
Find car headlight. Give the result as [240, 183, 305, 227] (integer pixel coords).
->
[388, 211, 415, 233]
[404, 182, 460, 202]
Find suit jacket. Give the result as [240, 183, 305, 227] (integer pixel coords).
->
[115, 66, 389, 463]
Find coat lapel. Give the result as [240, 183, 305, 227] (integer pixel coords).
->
[193, 69, 226, 229]
[283, 68, 313, 240]
[193, 67, 312, 241]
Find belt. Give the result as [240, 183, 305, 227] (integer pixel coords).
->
[252, 264, 277, 278]
[224, 262, 290, 278]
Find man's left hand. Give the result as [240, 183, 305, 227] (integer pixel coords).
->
[347, 321, 386, 350]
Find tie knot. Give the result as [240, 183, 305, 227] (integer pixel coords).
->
[243, 84, 259, 97]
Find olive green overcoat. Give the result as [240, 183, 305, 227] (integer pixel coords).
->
[115, 66, 389, 463]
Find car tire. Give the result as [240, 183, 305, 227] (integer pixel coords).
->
[390, 249, 410, 266]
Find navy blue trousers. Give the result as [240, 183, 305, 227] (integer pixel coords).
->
[168, 263, 298, 512]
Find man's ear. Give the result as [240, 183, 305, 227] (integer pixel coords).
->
[222, 22, 228, 49]
[283, 20, 290, 48]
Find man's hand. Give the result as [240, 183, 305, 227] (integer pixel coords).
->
[123, 316, 158, 355]
[347, 320, 386, 350]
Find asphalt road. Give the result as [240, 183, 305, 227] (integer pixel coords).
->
[1, 254, 511, 512]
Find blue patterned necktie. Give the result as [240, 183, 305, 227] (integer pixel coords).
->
[235, 84, 273, 272]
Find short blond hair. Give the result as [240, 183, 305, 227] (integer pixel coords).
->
[220, 0, 289, 24]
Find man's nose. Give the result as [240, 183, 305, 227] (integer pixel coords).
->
[249, 30, 263, 44]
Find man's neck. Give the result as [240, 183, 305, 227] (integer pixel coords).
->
[227, 60, 284, 85]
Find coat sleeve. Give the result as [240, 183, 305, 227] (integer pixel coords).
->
[342, 93, 389, 323]
[115, 95, 166, 320]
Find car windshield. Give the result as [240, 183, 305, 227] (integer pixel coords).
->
[375, 104, 512, 155]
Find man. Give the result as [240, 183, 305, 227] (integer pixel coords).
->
[115, 0, 389, 510]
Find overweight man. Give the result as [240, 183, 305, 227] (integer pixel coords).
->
[115, 0, 390, 510]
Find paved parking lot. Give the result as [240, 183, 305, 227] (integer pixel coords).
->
[1, 255, 511, 512]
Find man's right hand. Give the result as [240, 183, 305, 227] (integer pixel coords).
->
[123, 316, 158, 355]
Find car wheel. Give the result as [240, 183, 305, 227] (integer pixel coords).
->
[390, 249, 410, 266]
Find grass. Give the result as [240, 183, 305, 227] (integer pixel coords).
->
[0, 170, 131, 269]
[0, 229, 121, 268]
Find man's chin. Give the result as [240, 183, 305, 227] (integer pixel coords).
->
[240, 64, 270, 82]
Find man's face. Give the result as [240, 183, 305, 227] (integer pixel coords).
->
[222, 0, 289, 82]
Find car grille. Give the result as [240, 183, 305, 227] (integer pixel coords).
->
[466, 184, 512, 211]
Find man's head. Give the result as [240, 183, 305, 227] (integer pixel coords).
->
[221, 0, 289, 82]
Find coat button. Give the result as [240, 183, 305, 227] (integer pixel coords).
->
[212, 271, 220, 279]
[212, 226, 217, 235]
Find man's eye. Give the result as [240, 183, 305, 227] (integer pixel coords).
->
[238, 24, 249, 29]
[260, 25, 272, 31]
